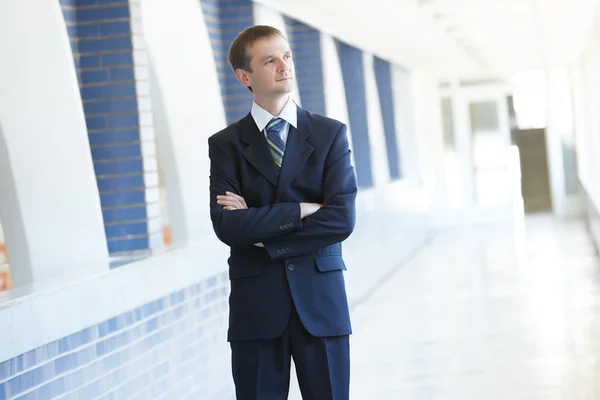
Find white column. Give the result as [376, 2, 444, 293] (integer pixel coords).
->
[0, 0, 109, 287]
[411, 72, 447, 212]
[545, 67, 583, 217]
[449, 80, 476, 207]
[140, 0, 228, 245]
[392, 66, 419, 184]
[130, 1, 164, 251]
[252, 4, 302, 106]
[571, 65, 592, 198]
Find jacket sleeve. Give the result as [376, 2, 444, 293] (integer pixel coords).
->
[208, 136, 302, 247]
[262, 124, 357, 260]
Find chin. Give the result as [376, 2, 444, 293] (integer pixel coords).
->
[274, 87, 293, 95]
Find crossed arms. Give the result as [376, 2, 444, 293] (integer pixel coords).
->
[208, 124, 357, 260]
[216, 194, 322, 248]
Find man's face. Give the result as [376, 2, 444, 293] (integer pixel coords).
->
[243, 35, 294, 98]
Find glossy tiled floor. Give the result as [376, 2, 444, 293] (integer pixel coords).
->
[290, 214, 600, 399]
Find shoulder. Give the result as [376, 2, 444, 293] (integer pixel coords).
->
[299, 109, 347, 144]
[208, 114, 249, 146]
[303, 109, 345, 133]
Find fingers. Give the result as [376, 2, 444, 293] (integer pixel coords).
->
[225, 191, 243, 200]
[226, 191, 248, 208]
[216, 197, 240, 208]
[216, 193, 247, 210]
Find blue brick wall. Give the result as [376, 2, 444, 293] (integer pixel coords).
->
[200, 0, 255, 125]
[284, 18, 326, 116]
[0, 274, 233, 400]
[336, 41, 374, 188]
[60, 1, 159, 254]
[373, 57, 401, 180]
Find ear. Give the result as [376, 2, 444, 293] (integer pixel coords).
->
[234, 69, 252, 90]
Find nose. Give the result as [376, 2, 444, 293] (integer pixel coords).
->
[277, 58, 289, 72]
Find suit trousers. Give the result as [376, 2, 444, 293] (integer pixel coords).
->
[230, 303, 350, 400]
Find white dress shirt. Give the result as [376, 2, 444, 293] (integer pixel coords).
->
[251, 97, 298, 145]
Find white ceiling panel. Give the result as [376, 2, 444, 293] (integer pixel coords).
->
[254, 0, 600, 79]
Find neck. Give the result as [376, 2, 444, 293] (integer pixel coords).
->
[254, 94, 290, 116]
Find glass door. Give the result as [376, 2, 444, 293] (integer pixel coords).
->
[469, 100, 512, 208]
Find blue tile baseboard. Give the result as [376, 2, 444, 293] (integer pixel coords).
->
[0, 273, 233, 400]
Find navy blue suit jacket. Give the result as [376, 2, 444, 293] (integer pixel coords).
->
[208, 106, 358, 342]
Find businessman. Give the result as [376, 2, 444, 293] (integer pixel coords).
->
[208, 25, 358, 400]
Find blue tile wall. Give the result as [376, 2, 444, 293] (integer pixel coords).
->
[0, 274, 233, 400]
[336, 41, 374, 188]
[60, 2, 156, 254]
[200, 0, 255, 125]
[284, 18, 326, 116]
[373, 56, 401, 180]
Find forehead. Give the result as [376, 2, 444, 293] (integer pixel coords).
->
[247, 35, 291, 60]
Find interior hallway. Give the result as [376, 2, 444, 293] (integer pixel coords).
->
[289, 214, 600, 399]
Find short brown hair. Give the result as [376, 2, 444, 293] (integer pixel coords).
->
[228, 25, 286, 73]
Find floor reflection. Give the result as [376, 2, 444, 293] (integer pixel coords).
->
[290, 214, 600, 399]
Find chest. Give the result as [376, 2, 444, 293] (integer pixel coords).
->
[238, 150, 326, 206]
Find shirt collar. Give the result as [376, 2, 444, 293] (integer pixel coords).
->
[251, 97, 298, 132]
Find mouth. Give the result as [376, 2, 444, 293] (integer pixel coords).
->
[277, 77, 293, 82]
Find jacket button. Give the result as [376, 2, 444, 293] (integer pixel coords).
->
[279, 225, 284, 230]
[290, 223, 294, 227]
[286, 247, 291, 252]
[276, 250, 282, 255]
[287, 264, 295, 271]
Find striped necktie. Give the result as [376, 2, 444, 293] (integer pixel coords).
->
[266, 117, 286, 168]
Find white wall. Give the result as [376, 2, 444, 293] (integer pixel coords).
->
[545, 67, 584, 218]
[572, 16, 600, 249]
[140, 0, 228, 245]
[573, 21, 600, 211]
[0, 0, 108, 287]
[571, 67, 589, 195]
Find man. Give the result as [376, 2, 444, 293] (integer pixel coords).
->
[208, 25, 358, 400]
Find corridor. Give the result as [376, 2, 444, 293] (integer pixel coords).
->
[290, 215, 600, 399]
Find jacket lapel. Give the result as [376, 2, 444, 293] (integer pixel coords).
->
[241, 113, 279, 187]
[276, 108, 314, 200]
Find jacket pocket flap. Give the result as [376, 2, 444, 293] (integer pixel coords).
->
[314, 255, 347, 272]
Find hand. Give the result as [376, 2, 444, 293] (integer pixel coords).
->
[217, 192, 248, 210]
[254, 242, 265, 248]
[300, 203, 323, 219]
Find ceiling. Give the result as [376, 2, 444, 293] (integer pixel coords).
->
[255, 0, 600, 80]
